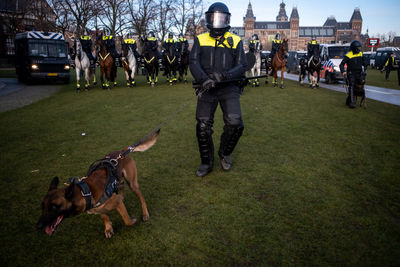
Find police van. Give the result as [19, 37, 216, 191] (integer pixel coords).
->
[374, 47, 400, 70]
[320, 43, 350, 83]
[15, 31, 70, 83]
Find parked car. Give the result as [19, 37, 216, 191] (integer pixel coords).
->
[374, 47, 400, 70]
[286, 50, 307, 74]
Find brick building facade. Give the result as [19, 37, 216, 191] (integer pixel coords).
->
[235, 1, 363, 51]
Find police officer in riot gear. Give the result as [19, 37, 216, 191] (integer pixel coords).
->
[340, 40, 367, 108]
[190, 2, 248, 177]
[80, 29, 95, 66]
[176, 33, 189, 64]
[103, 28, 122, 67]
[143, 31, 163, 69]
[122, 32, 141, 60]
[249, 34, 262, 52]
[269, 33, 282, 63]
[307, 35, 319, 60]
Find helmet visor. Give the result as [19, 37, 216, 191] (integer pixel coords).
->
[206, 12, 230, 29]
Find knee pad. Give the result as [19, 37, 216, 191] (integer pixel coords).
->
[225, 113, 243, 127]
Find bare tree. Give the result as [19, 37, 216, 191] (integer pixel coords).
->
[149, 0, 175, 41]
[172, 0, 204, 36]
[127, 0, 157, 40]
[56, 0, 100, 35]
[29, 0, 57, 32]
[185, 0, 204, 38]
[98, 0, 129, 36]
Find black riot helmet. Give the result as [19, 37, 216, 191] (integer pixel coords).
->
[168, 32, 173, 38]
[350, 40, 362, 54]
[275, 33, 281, 40]
[147, 31, 155, 39]
[205, 2, 231, 38]
[252, 34, 259, 40]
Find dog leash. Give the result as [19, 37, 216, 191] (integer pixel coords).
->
[115, 98, 193, 162]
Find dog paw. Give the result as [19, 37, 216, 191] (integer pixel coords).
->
[104, 228, 114, 238]
[142, 214, 150, 221]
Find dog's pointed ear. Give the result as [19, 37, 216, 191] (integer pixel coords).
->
[65, 183, 75, 200]
[49, 176, 59, 191]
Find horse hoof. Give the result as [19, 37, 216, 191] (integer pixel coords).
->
[76, 89, 81, 93]
[280, 85, 284, 89]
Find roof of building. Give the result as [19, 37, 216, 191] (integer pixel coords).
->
[323, 16, 337, 27]
[276, 1, 288, 21]
[337, 22, 351, 30]
[255, 21, 290, 30]
[350, 8, 362, 21]
[290, 7, 299, 19]
[244, 2, 255, 19]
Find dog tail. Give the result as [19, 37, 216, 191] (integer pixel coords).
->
[126, 129, 160, 152]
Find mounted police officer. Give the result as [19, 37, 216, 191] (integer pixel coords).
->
[190, 2, 248, 177]
[176, 33, 189, 63]
[249, 34, 262, 52]
[268, 33, 282, 64]
[339, 40, 367, 109]
[122, 32, 141, 61]
[307, 35, 320, 60]
[103, 28, 122, 67]
[143, 31, 163, 69]
[80, 29, 95, 67]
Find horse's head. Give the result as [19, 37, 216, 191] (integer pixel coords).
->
[281, 39, 289, 57]
[95, 34, 105, 54]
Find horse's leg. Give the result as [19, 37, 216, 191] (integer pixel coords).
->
[76, 66, 81, 91]
[280, 66, 284, 88]
[105, 66, 112, 89]
[124, 67, 131, 87]
[100, 66, 105, 89]
[131, 63, 136, 86]
[316, 70, 320, 87]
[112, 64, 117, 87]
[84, 67, 90, 90]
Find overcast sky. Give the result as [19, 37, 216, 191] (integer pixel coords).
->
[218, 0, 400, 37]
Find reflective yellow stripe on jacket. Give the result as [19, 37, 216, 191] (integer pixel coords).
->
[103, 35, 113, 40]
[385, 57, 395, 66]
[345, 51, 363, 59]
[81, 36, 91, 40]
[197, 32, 241, 49]
[165, 39, 175, 43]
[178, 38, 187, 42]
[124, 39, 136, 44]
[273, 39, 281, 44]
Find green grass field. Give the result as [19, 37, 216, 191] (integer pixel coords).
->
[365, 68, 399, 89]
[0, 70, 399, 265]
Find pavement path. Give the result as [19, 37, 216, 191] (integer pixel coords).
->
[0, 78, 61, 113]
[283, 72, 400, 106]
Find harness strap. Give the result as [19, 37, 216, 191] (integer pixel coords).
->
[68, 177, 92, 211]
[167, 55, 176, 64]
[144, 56, 155, 64]
[100, 53, 110, 61]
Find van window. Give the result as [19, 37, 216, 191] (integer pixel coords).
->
[28, 40, 67, 58]
[328, 46, 346, 58]
[377, 52, 381, 56]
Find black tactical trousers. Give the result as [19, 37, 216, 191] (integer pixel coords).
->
[195, 85, 244, 165]
[346, 72, 362, 107]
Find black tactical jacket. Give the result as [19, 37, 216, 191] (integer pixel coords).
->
[190, 31, 248, 84]
[340, 51, 366, 73]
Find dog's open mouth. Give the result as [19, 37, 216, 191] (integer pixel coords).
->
[45, 215, 64, 235]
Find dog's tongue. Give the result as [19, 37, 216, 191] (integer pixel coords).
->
[45, 215, 64, 235]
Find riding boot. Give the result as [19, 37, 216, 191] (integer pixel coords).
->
[158, 58, 163, 69]
[218, 125, 244, 171]
[196, 123, 214, 177]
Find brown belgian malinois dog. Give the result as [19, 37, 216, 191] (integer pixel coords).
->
[37, 131, 159, 238]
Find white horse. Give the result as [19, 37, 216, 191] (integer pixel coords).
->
[122, 45, 137, 87]
[250, 41, 262, 87]
[74, 39, 96, 91]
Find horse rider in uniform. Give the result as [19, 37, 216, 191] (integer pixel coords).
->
[176, 33, 189, 64]
[249, 34, 262, 86]
[307, 35, 320, 61]
[268, 33, 282, 74]
[122, 32, 141, 62]
[103, 28, 122, 67]
[162, 32, 178, 77]
[339, 40, 367, 109]
[190, 2, 248, 177]
[70, 29, 95, 68]
[143, 31, 163, 69]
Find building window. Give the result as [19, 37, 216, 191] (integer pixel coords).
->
[6, 37, 15, 55]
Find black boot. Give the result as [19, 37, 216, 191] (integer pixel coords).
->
[218, 125, 244, 171]
[348, 85, 355, 109]
[196, 123, 214, 177]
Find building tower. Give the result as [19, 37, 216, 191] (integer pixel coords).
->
[350, 8, 362, 40]
[243, 1, 255, 40]
[289, 7, 299, 50]
[276, 1, 288, 22]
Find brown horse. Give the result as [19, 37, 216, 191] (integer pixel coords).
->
[271, 39, 288, 88]
[96, 35, 117, 89]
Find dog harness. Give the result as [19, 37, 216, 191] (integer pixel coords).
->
[68, 158, 119, 211]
